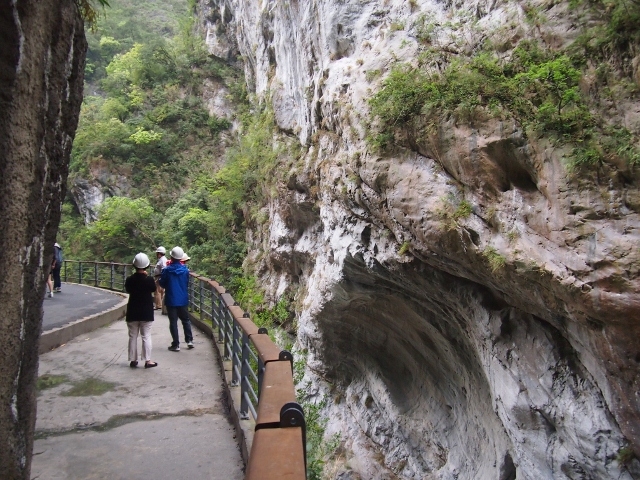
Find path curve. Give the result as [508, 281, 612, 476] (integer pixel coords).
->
[32, 310, 244, 479]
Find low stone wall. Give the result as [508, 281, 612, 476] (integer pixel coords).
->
[39, 292, 128, 354]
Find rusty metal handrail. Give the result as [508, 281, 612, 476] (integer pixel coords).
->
[187, 271, 306, 479]
[62, 260, 306, 479]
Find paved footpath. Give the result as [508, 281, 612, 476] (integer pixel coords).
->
[32, 310, 244, 480]
[42, 283, 124, 331]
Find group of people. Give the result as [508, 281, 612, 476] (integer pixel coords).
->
[125, 246, 194, 369]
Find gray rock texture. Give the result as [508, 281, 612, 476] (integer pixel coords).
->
[199, 0, 640, 478]
[0, 0, 85, 477]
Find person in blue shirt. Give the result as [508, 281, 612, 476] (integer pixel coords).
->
[158, 246, 193, 351]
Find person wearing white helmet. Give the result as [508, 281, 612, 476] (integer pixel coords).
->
[153, 246, 167, 311]
[125, 253, 158, 368]
[159, 246, 194, 351]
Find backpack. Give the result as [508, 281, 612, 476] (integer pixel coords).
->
[54, 246, 63, 264]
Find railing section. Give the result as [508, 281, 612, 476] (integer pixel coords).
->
[62, 260, 143, 291]
[62, 261, 306, 479]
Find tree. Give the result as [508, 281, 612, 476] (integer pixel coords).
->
[89, 197, 159, 260]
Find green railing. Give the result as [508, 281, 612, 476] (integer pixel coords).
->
[62, 260, 306, 479]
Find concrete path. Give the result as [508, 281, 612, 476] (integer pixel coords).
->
[32, 311, 244, 480]
[42, 283, 124, 331]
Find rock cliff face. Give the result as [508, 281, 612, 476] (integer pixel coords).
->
[0, 1, 85, 477]
[201, 0, 640, 478]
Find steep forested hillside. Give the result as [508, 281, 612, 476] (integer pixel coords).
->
[60, 0, 248, 286]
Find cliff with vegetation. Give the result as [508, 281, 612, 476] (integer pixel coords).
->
[199, 0, 640, 478]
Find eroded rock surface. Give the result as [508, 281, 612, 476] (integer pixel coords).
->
[0, 1, 86, 477]
[202, 0, 640, 478]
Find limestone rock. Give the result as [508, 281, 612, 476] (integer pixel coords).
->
[202, 0, 640, 478]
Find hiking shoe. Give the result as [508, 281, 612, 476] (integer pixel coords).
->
[187, 342, 194, 349]
[168, 345, 180, 352]
[54, 288, 61, 293]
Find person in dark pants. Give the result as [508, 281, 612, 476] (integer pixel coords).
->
[52, 242, 63, 292]
[125, 253, 158, 368]
[159, 246, 193, 351]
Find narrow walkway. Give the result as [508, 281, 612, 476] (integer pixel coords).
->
[32, 311, 244, 479]
[42, 283, 124, 331]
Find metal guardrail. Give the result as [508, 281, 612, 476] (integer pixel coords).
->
[62, 260, 306, 479]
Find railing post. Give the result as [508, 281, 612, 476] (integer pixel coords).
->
[211, 291, 217, 330]
[94, 263, 98, 287]
[63, 261, 67, 282]
[231, 319, 240, 386]
[122, 265, 126, 292]
[239, 330, 251, 420]
[199, 280, 203, 315]
[218, 295, 225, 343]
[79, 262, 83, 285]
[224, 308, 233, 360]
[110, 263, 114, 290]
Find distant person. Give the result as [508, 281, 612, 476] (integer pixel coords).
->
[165, 252, 190, 266]
[125, 253, 158, 368]
[159, 246, 193, 351]
[153, 246, 167, 311]
[51, 242, 63, 292]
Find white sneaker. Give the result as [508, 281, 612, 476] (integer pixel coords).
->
[187, 342, 194, 349]
[48, 292, 53, 298]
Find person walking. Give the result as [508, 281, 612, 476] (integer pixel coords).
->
[45, 271, 54, 298]
[125, 253, 158, 368]
[51, 242, 63, 292]
[159, 246, 194, 351]
[153, 246, 167, 311]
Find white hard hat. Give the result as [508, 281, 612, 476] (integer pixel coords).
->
[182, 253, 190, 261]
[133, 252, 150, 269]
[155, 246, 166, 254]
[54, 242, 61, 248]
[170, 246, 184, 260]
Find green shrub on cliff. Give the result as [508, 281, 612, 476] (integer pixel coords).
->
[368, 39, 639, 172]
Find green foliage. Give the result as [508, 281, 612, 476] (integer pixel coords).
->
[617, 446, 636, 466]
[398, 241, 411, 255]
[77, 0, 111, 31]
[436, 196, 473, 230]
[88, 197, 158, 260]
[453, 200, 473, 221]
[483, 246, 506, 272]
[83, 0, 187, 81]
[306, 399, 341, 480]
[369, 65, 431, 127]
[368, 40, 638, 172]
[570, 0, 640, 59]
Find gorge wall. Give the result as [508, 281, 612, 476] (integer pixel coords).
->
[200, 0, 640, 478]
[0, 0, 86, 477]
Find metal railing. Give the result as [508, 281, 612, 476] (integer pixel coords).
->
[62, 260, 148, 291]
[62, 260, 306, 479]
